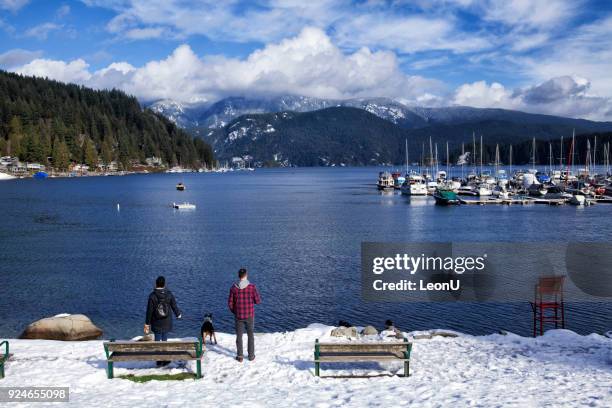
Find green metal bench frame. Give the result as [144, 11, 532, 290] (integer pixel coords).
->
[0, 341, 9, 379]
[314, 338, 412, 377]
[103, 337, 203, 379]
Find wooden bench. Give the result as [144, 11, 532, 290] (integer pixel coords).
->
[314, 338, 412, 377]
[0, 341, 9, 379]
[103, 338, 203, 379]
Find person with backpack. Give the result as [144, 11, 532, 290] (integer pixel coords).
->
[228, 268, 261, 362]
[145, 276, 182, 347]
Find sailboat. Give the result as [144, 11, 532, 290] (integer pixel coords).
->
[400, 139, 428, 196]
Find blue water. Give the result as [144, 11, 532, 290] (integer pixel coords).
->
[0, 167, 610, 338]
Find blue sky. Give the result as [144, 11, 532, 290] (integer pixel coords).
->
[1, 0, 612, 119]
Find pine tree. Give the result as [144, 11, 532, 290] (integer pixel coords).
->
[52, 138, 70, 170]
[8, 115, 24, 158]
[83, 137, 98, 169]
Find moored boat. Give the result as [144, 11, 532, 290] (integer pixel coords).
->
[433, 187, 460, 205]
[377, 171, 395, 190]
[176, 182, 186, 191]
[172, 202, 196, 210]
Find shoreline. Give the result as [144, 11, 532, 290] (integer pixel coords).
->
[1, 324, 610, 407]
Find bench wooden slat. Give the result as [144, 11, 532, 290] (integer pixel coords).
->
[317, 355, 409, 362]
[105, 341, 197, 353]
[318, 344, 407, 353]
[314, 339, 412, 377]
[103, 338, 203, 379]
[109, 351, 198, 362]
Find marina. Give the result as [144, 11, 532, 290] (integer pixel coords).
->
[378, 136, 612, 207]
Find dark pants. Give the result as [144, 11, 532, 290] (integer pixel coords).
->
[235, 317, 255, 359]
[153, 330, 169, 366]
[154, 331, 168, 341]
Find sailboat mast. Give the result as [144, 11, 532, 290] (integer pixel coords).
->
[461, 142, 465, 179]
[509, 145, 513, 175]
[549, 142, 553, 174]
[405, 139, 409, 174]
[559, 136, 563, 169]
[472, 132, 476, 174]
[435, 143, 439, 177]
[446, 141, 449, 177]
[532, 137, 536, 170]
[480, 134, 483, 176]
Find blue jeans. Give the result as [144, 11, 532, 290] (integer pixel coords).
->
[154, 331, 168, 341]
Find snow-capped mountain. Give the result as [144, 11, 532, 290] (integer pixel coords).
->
[148, 95, 432, 131]
[150, 95, 612, 135]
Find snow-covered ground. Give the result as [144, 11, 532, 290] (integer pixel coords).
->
[2, 324, 611, 407]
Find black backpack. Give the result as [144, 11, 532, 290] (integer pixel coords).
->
[154, 294, 170, 319]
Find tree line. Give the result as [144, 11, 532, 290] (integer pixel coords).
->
[0, 70, 214, 170]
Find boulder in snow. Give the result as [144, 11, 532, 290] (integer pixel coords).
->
[20, 314, 103, 341]
[361, 325, 378, 335]
[331, 326, 358, 338]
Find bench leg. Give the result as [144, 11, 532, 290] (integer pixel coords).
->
[404, 361, 410, 377]
[107, 362, 114, 379]
[196, 360, 202, 379]
[315, 362, 320, 377]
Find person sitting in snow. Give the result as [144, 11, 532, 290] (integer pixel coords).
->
[145, 276, 182, 365]
[383, 319, 404, 339]
[228, 268, 261, 362]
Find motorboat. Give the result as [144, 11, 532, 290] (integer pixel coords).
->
[173, 202, 196, 210]
[543, 186, 572, 200]
[176, 182, 186, 191]
[433, 187, 460, 205]
[377, 172, 395, 190]
[400, 173, 428, 196]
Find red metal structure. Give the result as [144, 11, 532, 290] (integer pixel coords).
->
[530, 276, 566, 337]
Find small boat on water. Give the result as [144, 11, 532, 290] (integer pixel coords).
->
[433, 187, 460, 205]
[176, 182, 186, 191]
[377, 171, 395, 190]
[173, 202, 196, 210]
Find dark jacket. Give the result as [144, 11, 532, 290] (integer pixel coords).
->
[146, 288, 181, 332]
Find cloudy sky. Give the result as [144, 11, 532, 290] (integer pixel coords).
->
[1, 0, 612, 120]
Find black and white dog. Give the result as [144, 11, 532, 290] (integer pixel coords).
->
[200, 313, 217, 346]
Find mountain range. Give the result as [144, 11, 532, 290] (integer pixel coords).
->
[149, 95, 612, 167]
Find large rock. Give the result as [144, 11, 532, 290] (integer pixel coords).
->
[361, 325, 378, 336]
[20, 314, 103, 341]
[330, 326, 358, 338]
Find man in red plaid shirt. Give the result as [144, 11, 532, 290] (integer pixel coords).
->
[228, 268, 262, 362]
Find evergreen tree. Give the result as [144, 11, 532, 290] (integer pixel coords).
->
[52, 138, 70, 170]
[83, 137, 98, 169]
[8, 115, 24, 158]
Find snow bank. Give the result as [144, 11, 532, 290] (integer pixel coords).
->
[0, 172, 16, 180]
[1, 325, 611, 407]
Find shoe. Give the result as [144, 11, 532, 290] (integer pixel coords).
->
[235, 356, 244, 362]
[248, 356, 255, 361]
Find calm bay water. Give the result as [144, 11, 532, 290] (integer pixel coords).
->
[0, 167, 610, 338]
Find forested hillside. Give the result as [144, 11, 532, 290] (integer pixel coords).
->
[0, 71, 213, 170]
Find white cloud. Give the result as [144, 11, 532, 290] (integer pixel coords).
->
[13, 27, 446, 104]
[0, 0, 29, 12]
[16, 58, 92, 83]
[0, 48, 42, 67]
[334, 13, 491, 54]
[24, 22, 63, 40]
[479, 0, 580, 29]
[453, 76, 612, 120]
